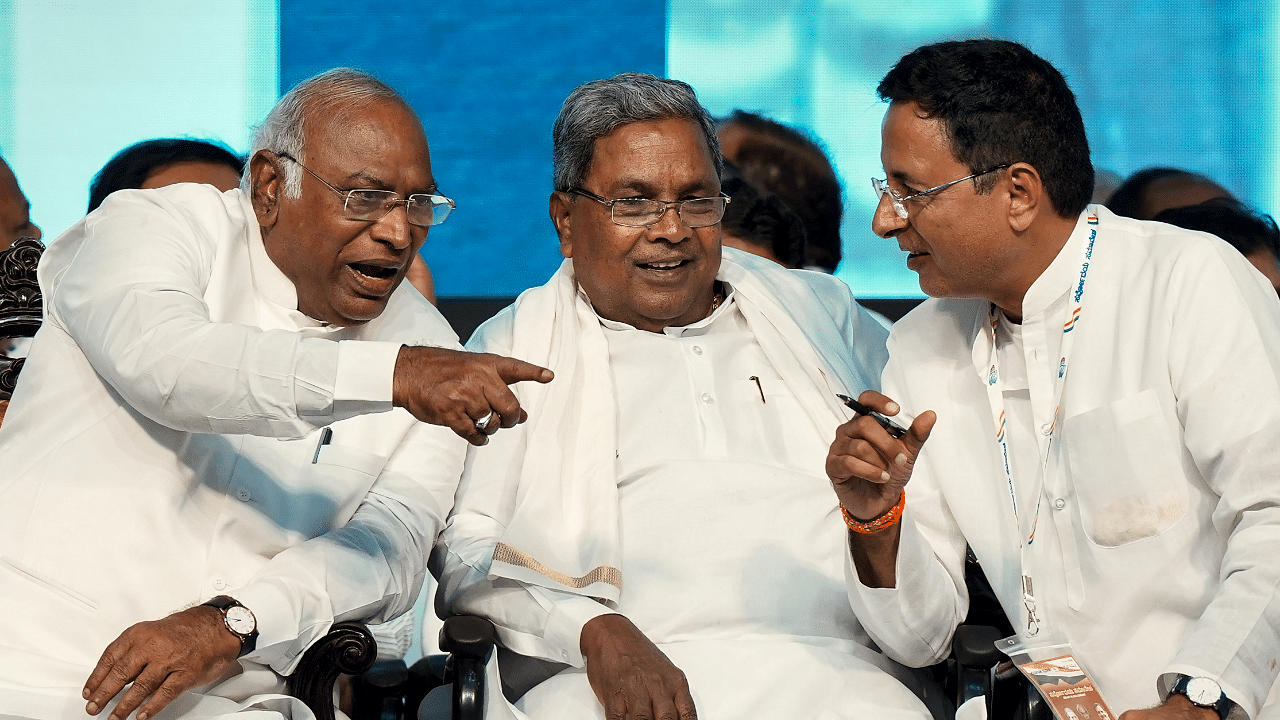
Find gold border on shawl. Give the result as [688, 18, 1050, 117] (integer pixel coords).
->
[493, 542, 622, 590]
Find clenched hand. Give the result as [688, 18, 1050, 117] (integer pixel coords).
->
[393, 346, 553, 445]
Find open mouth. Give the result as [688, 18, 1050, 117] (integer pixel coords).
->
[637, 259, 691, 270]
[349, 262, 399, 280]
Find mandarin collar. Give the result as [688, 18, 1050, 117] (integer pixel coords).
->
[1019, 205, 1100, 321]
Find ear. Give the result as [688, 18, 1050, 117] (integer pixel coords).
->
[1005, 163, 1045, 233]
[549, 191, 574, 258]
[249, 150, 283, 230]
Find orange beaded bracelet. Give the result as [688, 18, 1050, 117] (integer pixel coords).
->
[841, 492, 905, 534]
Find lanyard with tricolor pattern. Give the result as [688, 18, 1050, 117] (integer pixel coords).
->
[981, 213, 1099, 638]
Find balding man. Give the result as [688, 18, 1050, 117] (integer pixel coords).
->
[0, 68, 548, 720]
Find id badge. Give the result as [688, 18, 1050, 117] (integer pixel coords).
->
[998, 636, 1118, 720]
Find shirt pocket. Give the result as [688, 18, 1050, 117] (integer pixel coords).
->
[1063, 389, 1189, 547]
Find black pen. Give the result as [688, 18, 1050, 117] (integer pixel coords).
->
[836, 393, 908, 439]
[312, 426, 333, 464]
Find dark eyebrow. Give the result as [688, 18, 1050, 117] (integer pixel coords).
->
[887, 170, 923, 187]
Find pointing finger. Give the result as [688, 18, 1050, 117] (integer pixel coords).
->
[494, 356, 553, 385]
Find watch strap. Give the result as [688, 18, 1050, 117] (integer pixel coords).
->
[1170, 675, 1232, 720]
[201, 595, 259, 657]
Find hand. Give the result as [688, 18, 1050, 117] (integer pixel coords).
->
[1119, 694, 1219, 720]
[580, 614, 697, 720]
[826, 390, 935, 521]
[392, 346, 553, 446]
[83, 605, 242, 720]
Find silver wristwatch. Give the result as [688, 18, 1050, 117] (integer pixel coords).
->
[202, 595, 259, 657]
[1169, 675, 1232, 720]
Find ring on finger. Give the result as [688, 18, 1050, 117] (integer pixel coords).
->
[474, 412, 498, 432]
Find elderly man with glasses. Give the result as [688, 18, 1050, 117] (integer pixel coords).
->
[0, 68, 550, 720]
[433, 73, 936, 720]
[833, 40, 1280, 720]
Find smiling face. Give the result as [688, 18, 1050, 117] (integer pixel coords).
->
[552, 118, 722, 332]
[873, 101, 1027, 306]
[253, 98, 435, 326]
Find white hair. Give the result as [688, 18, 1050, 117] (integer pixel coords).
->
[241, 68, 403, 198]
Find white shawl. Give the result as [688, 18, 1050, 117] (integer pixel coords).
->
[485, 248, 889, 603]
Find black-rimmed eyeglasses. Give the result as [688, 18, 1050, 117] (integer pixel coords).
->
[568, 188, 730, 228]
[278, 152, 455, 227]
[872, 165, 1011, 220]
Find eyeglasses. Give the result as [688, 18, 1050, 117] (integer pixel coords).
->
[872, 164, 1011, 220]
[278, 152, 455, 227]
[568, 188, 730, 228]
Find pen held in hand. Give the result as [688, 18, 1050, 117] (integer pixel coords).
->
[836, 394, 908, 439]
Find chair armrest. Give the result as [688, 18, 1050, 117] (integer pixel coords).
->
[439, 616, 495, 720]
[288, 621, 379, 720]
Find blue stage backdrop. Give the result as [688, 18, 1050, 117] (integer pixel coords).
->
[280, 0, 666, 298]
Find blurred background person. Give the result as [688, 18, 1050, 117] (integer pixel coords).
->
[718, 109, 844, 273]
[1155, 197, 1280, 293]
[87, 137, 245, 212]
[0, 154, 42, 252]
[0, 153, 43, 370]
[719, 162, 806, 268]
[1106, 166, 1234, 220]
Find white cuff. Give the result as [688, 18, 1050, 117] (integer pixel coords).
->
[332, 340, 399, 414]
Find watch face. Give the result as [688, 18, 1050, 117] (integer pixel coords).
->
[1185, 677, 1223, 705]
[224, 605, 256, 635]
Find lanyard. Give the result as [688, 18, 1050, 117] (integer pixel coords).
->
[982, 214, 1098, 637]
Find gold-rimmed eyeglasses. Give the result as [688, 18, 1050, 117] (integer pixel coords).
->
[279, 152, 455, 227]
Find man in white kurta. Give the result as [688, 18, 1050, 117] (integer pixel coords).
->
[0, 69, 545, 720]
[832, 39, 1280, 720]
[848, 207, 1280, 717]
[434, 73, 934, 720]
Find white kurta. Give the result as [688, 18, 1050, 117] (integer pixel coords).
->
[847, 206, 1280, 718]
[0, 184, 466, 719]
[435, 252, 934, 719]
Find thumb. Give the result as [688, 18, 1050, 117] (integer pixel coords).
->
[494, 356, 554, 385]
[901, 410, 936, 460]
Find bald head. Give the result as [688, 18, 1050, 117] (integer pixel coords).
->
[244, 68, 411, 199]
[0, 158, 41, 252]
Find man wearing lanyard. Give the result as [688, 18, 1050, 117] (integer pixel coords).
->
[829, 39, 1280, 720]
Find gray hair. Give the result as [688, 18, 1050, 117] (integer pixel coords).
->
[552, 73, 722, 192]
[242, 68, 404, 197]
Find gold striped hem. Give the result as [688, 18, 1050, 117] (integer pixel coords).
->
[493, 543, 622, 590]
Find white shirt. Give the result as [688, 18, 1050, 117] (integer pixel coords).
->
[435, 265, 939, 719]
[847, 206, 1280, 718]
[0, 184, 466, 717]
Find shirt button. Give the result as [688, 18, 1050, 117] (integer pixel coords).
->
[213, 577, 227, 590]
[235, 488, 252, 502]
[1054, 498, 1066, 510]
[701, 392, 713, 404]
[1040, 423, 1052, 436]
[692, 345, 703, 355]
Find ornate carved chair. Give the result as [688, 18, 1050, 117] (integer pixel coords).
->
[290, 615, 495, 720]
[0, 236, 45, 418]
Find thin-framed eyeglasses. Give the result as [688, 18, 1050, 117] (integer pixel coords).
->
[278, 152, 455, 227]
[872, 164, 1011, 220]
[568, 188, 730, 228]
